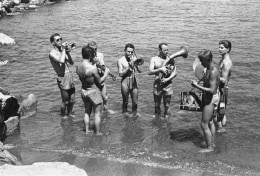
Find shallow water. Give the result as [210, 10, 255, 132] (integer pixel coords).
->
[0, 0, 260, 175]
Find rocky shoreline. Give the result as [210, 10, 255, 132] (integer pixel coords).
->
[0, 0, 65, 18]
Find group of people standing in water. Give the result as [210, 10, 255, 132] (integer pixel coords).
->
[49, 32, 232, 152]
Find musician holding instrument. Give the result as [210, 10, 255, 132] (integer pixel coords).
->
[117, 43, 142, 116]
[149, 43, 178, 119]
[49, 33, 75, 119]
[87, 41, 116, 111]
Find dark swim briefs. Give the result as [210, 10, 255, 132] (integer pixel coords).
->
[81, 88, 102, 106]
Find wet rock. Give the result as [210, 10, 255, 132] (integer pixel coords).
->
[0, 33, 15, 45]
[0, 142, 18, 165]
[5, 116, 20, 136]
[18, 94, 37, 119]
[0, 162, 88, 176]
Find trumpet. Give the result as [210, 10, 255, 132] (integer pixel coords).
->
[64, 42, 76, 51]
[159, 46, 188, 82]
[128, 51, 145, 71]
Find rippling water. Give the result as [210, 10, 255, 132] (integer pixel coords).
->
[0, 0, 260, 175]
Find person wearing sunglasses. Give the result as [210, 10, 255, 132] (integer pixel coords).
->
[117, 43, 142, 117]
[49, 33, 75, 119]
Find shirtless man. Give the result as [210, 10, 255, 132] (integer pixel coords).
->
[215, 40, 232, 132]
[149, 43, 177, 118]
[76, 46, 103, 135]
[49, 33, 75, 119]
[191, 50, 220, 153]
[87, 41, 110, 111]
[117, 43, 142, 116]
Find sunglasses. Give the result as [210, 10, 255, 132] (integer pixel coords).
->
[55, 38, 62, 42]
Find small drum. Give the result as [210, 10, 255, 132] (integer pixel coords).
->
[179, 91, 202, 111]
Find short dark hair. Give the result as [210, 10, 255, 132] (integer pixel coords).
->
[50, 33, 60, 43]
[198, 49, 212, 63]
[82, 45, 95, 62]
[124, 43, 135, 51]
[219, 40, 232, 52]
[159, 43, 168, 50]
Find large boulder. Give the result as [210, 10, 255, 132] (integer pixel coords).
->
[0, 33, 15, 45]
[0, 162, 88, 176]
[18, 94, 37, 119]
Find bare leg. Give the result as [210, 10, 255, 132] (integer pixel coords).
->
[101, 85, 108, 110]
[83, 97, 92, 134]
[163, 94, 171, 118]
[60, 89, 70, 119]
[153, 92, 162, 115]
[199, 103, 214, 153]
[131, 87, 138, 115]
[94, 104, 102, 135]
[121, 79, 130, 113]
[68, 88, 75, 117]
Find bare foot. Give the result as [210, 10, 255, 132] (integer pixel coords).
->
[95, 132, 103, 136]
[69, 114, 75, 118]
[85, 130, 93, 135]
[199, 148, 214, 153]
[106, 109, 116, 114]
[217, 128, 226, 133]
[62, 115, 69, 120]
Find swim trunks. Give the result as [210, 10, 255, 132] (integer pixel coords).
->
[57, 71, 75, 90]
[81, 88, 102, 106]
[121, 75, 138, 90]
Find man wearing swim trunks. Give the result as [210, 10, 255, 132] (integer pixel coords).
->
[191, 50, 220, 153]
[215, 40, 232, 133]
[76, 46, 103, 135]
[117, 43, 142, 116]
[87, 41, 110, 111]
[49, 33, 75, 119]
[149, 43, 177, 118]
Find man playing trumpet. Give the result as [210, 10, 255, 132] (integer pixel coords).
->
[149, 43, 178, 119]
[49, 33, 75, 119]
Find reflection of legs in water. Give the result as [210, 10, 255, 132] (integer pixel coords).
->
[163, 94, 171, 118]
[199, 103, 215, 153]
[94, 104, 102, 135]
[121, 80, 130, 113]
[131, 87, 138, 116]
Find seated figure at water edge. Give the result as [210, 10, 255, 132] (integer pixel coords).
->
[49, 33, 75, 119]
[149, 43, 177, 119]
[76, 46, 103, 135]
[214, 40, 232, 133]
[117, 43, 142, 116]
[191, 50, 220, 153]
